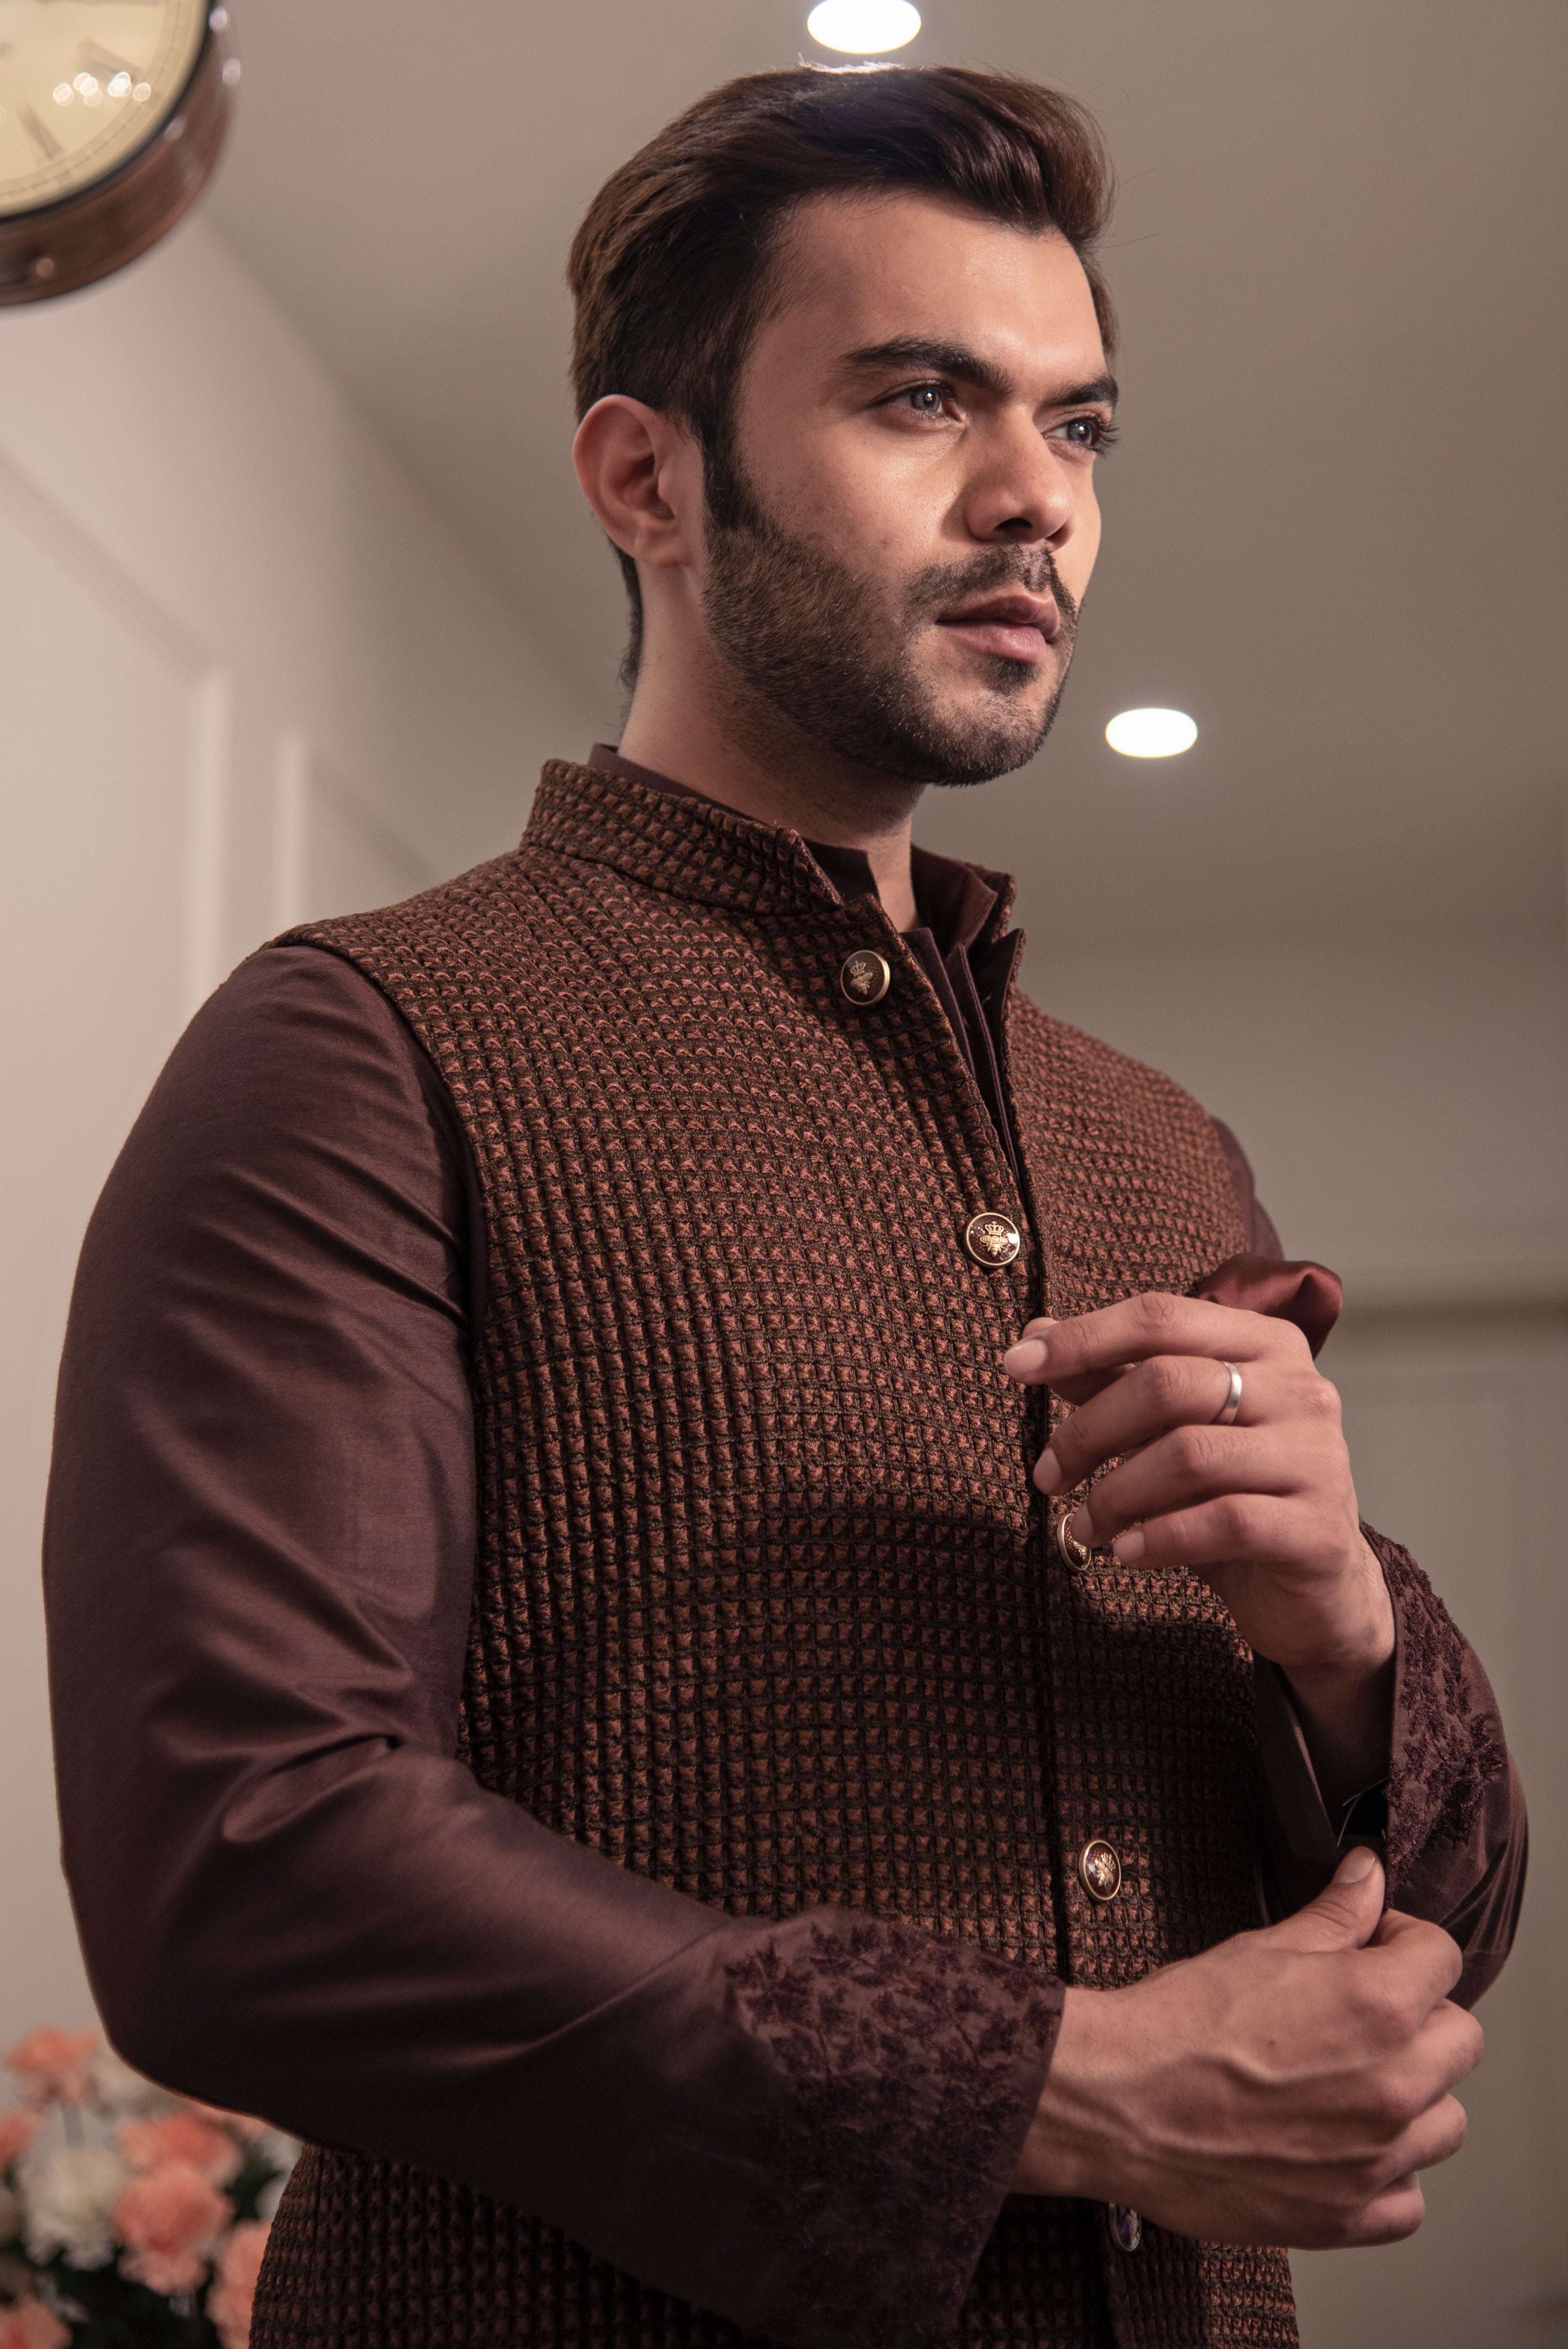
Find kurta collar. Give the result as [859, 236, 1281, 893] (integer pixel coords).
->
[520, 752, 1017, 948]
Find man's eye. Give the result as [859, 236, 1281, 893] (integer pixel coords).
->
[1058, 415, 1113, 450]
[903, 385, 948, 416]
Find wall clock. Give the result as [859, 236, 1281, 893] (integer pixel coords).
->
[0, 1, 237, 305]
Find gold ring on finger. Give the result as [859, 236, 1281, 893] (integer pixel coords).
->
[1055, 1505, 1091, 1569]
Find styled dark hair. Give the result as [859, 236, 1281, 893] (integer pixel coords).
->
[568, 63, 1117, 680]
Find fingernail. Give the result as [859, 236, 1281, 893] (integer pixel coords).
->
[1034, 1447, 1063, 1492]
[1069, 1506, 1093, 1544]
[1005, 1339, 1049, 1376]
[1335, 1844, 1378, 1883]
[1113, 1529, 1145, 1564]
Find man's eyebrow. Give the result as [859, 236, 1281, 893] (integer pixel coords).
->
[839, 339, 1119, 412]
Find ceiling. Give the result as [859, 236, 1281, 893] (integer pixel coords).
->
[205, 0, 1568, 948]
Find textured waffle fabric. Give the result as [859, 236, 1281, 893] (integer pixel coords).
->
[253, 760, 1299, 2349]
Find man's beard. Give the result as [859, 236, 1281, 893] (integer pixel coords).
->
[698, 458, 1079, 788]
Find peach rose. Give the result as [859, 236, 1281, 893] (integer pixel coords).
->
[186, 2104, 270, 2145]
[4, 2030, 101, 2109]
[208, 2219, 270, 2349]
[0, 2109, 42, 2168]
[113, 2160, 231, 2296]
[119, 2111, 240, 2185]
[0, 2299, 71, 2349]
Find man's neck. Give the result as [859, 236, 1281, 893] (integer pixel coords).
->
[618, 664, 923, 932]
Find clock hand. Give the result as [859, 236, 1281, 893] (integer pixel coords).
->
[77, 42, 141, 77]
[18, 100, 61, 159]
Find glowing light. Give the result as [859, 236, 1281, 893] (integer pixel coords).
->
[73, 73, 98, 93]
[807, 0, 920, 54]
[1105, 707, 1198, 759]
[132, 82, 152, 100]
[222, 56, 242, 84]
[108, 72, 131, 96]
[53, 82, 74, 105]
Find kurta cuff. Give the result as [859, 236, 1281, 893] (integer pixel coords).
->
[1255, 1521, 1526, 2006]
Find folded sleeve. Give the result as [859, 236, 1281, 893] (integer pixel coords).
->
[1210, 1115, 1285, 1261]
[42, 944, 1059, 2349]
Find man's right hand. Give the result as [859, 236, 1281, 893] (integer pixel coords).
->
[1013, 1844, 1483, 2246]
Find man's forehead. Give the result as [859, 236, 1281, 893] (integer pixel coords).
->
[766, 188, 1105, 380]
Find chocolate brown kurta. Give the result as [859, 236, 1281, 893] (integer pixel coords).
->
[45, 760, 1523, 2349]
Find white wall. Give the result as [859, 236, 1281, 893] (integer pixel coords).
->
[0, 214, 596, 2052]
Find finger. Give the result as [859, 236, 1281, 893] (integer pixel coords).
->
[1322, 2176, 1426, 2249]
[1290, 2095, 1467, 2248]
[1265, 1845, 1385, 1952]
[1387, 2089, 1470, 2178]
[1004, 1291, 1310, 1387]
[1362, 2002, 1486, 2120]
[1411, 2001, 1485, 2098]
[1364, 1912, 1467, 2011]
[1035, 1355, 1286, 1495]
[1004, 1323, 1130, 1407]
[1086, 1489, 1313, 1573]
[1050, 1426, 1299, 1536]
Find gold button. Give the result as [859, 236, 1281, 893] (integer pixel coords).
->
[840, 950, 891, 1005]
[1078, 1837, 1122, 1902]
[963, 1210, 1020, 1268]
[1108, 2204, 1142, 2253]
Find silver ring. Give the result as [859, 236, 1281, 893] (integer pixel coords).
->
[1212, 1360, 1243, 1427]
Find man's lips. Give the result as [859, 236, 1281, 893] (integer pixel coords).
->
[934, 592, 1061, 667]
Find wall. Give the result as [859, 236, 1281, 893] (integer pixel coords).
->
[0, 214, 596, 2052]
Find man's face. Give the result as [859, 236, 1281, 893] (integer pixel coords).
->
[697, 189, 1115, 787]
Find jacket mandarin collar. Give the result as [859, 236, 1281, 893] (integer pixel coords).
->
[521, 757, 1019, 948]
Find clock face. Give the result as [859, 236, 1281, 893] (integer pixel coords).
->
[0, 0, 207, 219]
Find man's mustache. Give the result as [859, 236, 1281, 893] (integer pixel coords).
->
[906, 547, 1079, 634]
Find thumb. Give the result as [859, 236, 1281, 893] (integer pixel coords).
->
[1266, 1843, 1385, 1954]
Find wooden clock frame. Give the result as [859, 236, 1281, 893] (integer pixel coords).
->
[0, 14, 236, 307]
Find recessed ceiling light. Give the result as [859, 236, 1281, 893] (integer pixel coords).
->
[807, 0, 921, 54]
[1105, 707, 1198, 759]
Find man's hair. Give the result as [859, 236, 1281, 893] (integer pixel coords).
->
[568, 64, 1116, 681]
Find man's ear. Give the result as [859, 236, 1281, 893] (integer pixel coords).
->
[572, 396, 702, 572]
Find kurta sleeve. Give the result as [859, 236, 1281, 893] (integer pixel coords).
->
[1205, 1118, 1527, 2001]
[1254, 1539, 1527, 2006]
[42, 946, 1060, 2349]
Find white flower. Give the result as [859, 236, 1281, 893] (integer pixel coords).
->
[17, 2145, 131, 2269]
[252, 2131, 299, 2225]
[253, 2130, 299, 2177]
[86, 2051, 175, 2121]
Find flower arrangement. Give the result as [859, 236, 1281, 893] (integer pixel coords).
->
[0, 2030, 296, 2349]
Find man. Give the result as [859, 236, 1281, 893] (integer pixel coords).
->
[45, 62, 1523, 2349]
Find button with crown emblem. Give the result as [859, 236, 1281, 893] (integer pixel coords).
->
[840, 949, 891, 1005]
[964, 1210, 1021, 1268]
[1078, 1837, 1122, 1902]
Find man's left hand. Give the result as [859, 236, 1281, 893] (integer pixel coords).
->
[1003, 1293, 1394, 1703]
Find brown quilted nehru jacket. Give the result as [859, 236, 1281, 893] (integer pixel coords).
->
[45, 760, 1523, 2349]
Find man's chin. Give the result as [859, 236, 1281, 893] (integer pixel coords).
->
[904, 679, 1064, 788]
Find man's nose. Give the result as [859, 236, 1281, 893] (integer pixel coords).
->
[963, 421, 1078, 547]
